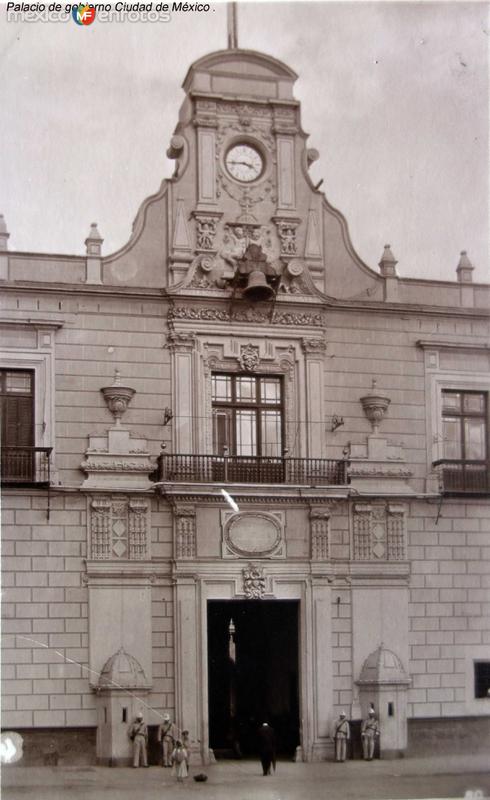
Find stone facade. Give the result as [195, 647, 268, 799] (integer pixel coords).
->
[1, 46, 489, 764]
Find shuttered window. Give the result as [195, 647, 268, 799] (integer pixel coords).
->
[1, 370, 35, 448]
[1, 370, 35, 481]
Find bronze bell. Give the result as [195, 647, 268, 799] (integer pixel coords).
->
[243, 270, 275, 302]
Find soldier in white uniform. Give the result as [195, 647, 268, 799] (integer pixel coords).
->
[361, 708, 380, 760]
[128, 712, 148, 768]
[332, 711, 350, 762]
[157, 713, 176, 767]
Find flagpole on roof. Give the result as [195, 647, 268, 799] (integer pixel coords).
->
[227, 2, 238, 49]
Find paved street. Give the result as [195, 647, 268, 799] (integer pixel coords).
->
[3, 755, 490, 800]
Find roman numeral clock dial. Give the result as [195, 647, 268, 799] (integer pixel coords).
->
[225, 144, 264, 183]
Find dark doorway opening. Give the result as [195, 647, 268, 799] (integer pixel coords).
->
[208, 599, 300, 759]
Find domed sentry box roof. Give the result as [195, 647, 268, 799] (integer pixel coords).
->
[97, 647, 151, 691]
[357, 645, 411, 686]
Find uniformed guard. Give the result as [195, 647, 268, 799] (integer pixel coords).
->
[333, 711, 350, 762]
[128, 712, 148, 767]
[157, 713, 176, 767]
[361, 708, 379, 760]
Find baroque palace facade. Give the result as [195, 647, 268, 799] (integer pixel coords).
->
[1, 47, 489, 765]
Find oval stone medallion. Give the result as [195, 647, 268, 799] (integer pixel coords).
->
[226, 514, 281, 556]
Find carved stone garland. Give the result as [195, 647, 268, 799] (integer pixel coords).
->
[167, 305, 326, 328]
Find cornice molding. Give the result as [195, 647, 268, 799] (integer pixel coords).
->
[416, 339, 490, 351]
[158, 484, 349, 504]
[0, 318, 64, 329]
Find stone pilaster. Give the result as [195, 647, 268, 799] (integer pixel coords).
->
[310, 508, 330, 561]
[302, 337, 327, 458]
[174, 505, 196, 559]
[167, 331, 197, 454]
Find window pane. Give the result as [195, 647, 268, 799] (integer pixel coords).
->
[463, 394, 485, 414]
[235, 410, 256, 456]
[5, 372, 32, 394]
[212, 375, 231, 402]
[260, 377, 281, 405]
[236, 376, 255, 403]
[443, 418, 462, 459]
[261, 410, 282, 456]
[442, 392, 461, 413]
[464, 419, 486, 460]
[213, 409, 232, 455]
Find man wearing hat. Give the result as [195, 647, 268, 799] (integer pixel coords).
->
[157, 713, 177, 767]
[257, 722, 277, 776]
[332, 712, 350, 762]
[361, 707, 380, 760]
[128, 712, 148, 768]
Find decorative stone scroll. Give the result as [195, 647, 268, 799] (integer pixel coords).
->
[166, 331, 196, 352]
[310, 509, 330, 561]
[175, 506, 196, 559]
[89, 496, 150, 560]
[352, 503, 406, 561]
[302, 337, 327, 355]
[242, 563, 266, 599]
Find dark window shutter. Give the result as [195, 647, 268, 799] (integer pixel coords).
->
[3, 395, 34, 447]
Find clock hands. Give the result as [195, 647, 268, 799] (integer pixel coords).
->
[227, 159, 256, 170]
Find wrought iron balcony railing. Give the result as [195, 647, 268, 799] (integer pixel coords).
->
[1, 447, 52, 486]
[155, 453, 348, 486]
[432, 459, 490, 495]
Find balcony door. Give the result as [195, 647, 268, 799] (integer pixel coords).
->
[212, 373, 283, 457]
[212, 373, 284, 481]
[0, 369, 35, 481]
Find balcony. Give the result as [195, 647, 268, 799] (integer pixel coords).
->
[155, 453, 348, 486]
[433, 459, 490, 495]
[1, 447, 52, 487]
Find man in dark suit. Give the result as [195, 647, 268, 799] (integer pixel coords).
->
[257, 722, 276, 776]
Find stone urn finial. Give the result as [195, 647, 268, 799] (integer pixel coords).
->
[360, 379, 391, 434]
[101, 370, 135, 426]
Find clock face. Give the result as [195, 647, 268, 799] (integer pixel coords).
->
[225, 144, 264, 183]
